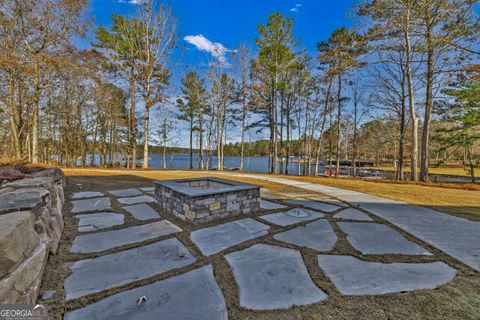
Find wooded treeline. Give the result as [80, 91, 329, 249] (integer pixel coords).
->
[1, 0, 479, 182]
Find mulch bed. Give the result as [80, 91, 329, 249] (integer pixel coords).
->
[0, 163, 48, 185]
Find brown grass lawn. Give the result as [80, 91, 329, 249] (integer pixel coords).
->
[366, 166, 479, 177]
[63, 168, 480, 221]
[62, 168, 311, 199]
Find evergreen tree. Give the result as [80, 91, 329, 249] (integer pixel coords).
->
[177, 71, 207, 169]
[318, 27, 365, 177]
[255, 12, 299, 173]
[436, 81, 480, 183]
[95, 15, 145, 168]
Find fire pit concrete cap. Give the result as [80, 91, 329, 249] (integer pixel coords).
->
[154, 177, 260, 198]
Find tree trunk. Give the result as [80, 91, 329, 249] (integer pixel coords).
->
[297, 112, 302, 176]
[217, 102, 224, 171]
[274, 71, 280, 175]
[285, 95, 291, 175]
[352, 99, 358, 178]
[102, 131, 108, 168]
[189, 116, 193, 169]
[335, 75, 342, 178]
[142, 104, 150, 169]
[90, 125, 98, 166]
[240, 98, 247, 172]
[404, 8, 418, 181]
[270, 88, 275, 174]
[221, 103, 226, 170]
[396, 76, 407, 180]
[163, 143, 167, 169]
[32, 67, 41, 164]
[279, 91, 284, 174]
[420, 10, 434, 182]
[315, 81, 331, 176]
[8, 77, 22, 160]
[130, 70, 137, 169]
[308, 107, 316, 177]
[199, 113, 204, 170]
[206, 112, 213, 170]
[303, 96, 309, 176]
[467, 147, 476, 184]
[223, 122, 227, 169]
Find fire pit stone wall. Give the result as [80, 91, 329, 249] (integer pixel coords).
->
[154, 178, 260, 223]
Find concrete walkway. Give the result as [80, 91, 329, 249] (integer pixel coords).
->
[208, 172, 480, 272]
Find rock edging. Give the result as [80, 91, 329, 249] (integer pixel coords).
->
[0, 167, 65, 304]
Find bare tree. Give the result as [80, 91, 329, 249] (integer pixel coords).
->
[235, 44, 252, 172]
[349, 77, 368, 177]
[1, 0, 88, 163]
[135, 1, 177, 169]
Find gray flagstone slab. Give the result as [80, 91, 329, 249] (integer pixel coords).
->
[71, 220, 182, 253]
[286, 199, 340, 213]
[190, 218, 269, 256]
[64, 238, 195, 300]
[317, 255, 457, 296]
[354, 201, 480, 272]
[76, 212, 124, 232]
[72, 192, 104, 200]
[108, 188, 143, 197]
[334, 208, 373, 221]
[117, 195, 157, 205]
[71, 197, 112, 214]
[274, 219, 337, 251]
[308, 196, 348, 207]
[140, 187, 155, 192]
[260, 208, 324, 226]
[190, 173, 480, 272]
[123, 203, 160, 221]
[254, 175, 480, 272]
[338, 222, 432, 255]
[64, 265, 227, 320]
[41, 290, 56, 300]
[225, 244, 327, 310]
[259, 199, 287, 210]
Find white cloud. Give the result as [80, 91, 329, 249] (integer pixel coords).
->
[290, 3, 301, 13]
[118, 0, 143, 4]
[184, 34, 234, 66]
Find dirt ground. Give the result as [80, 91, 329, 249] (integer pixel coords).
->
[39, 169, 480, 320]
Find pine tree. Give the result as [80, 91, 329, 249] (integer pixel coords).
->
[318, 27, 365, 177]
[95, 15, 145, 168]
[436, 80, 480, 183]
[418, 0, 480, 181]
[255, 12, 299, 174]
[177, 71, 207, 169]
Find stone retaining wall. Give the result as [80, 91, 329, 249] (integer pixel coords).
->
[0, 168, 65, 304]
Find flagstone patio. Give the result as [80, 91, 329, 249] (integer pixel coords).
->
[39, 177, 480, 319]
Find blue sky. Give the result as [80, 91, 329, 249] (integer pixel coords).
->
[86, 0, 356, 69]
[83, 0, 358, 146]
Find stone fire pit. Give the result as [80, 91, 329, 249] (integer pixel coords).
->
[154, 178, 260, 223]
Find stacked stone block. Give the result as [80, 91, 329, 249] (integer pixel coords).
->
[0, 168, 65, 304]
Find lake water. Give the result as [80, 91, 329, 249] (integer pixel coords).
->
[149, 154, 327, 175]
[82, 153, 472, 183]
